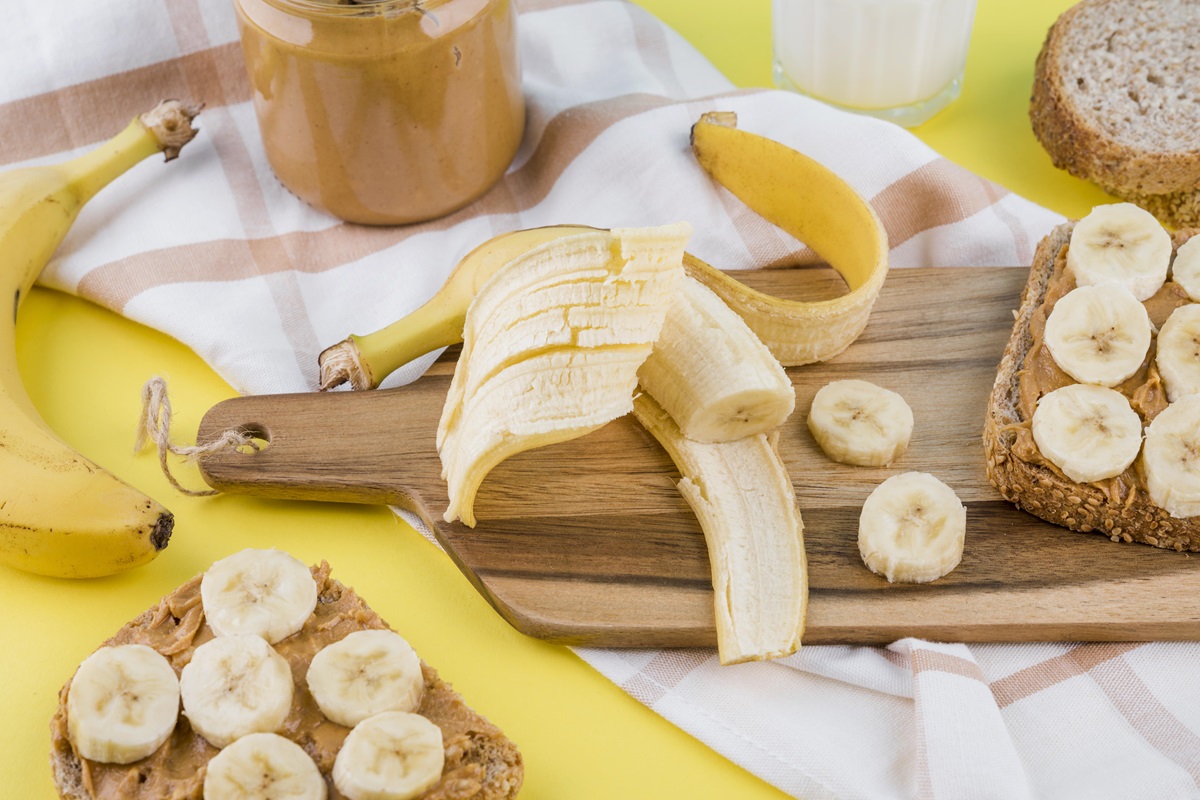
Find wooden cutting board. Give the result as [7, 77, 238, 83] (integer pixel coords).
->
[197, 266, 1200, 646]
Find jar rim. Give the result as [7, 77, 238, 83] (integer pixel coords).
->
[258, 0, 450, 18]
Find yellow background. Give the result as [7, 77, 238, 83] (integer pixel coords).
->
[4, 0, 1107, 797]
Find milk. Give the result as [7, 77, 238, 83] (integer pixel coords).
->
[772, 0, 977, 125]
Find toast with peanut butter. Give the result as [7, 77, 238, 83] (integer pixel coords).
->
[49, 555, 523, 800]
[984, 213, 1200, 551]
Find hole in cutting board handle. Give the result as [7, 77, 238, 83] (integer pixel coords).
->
[230, 422, 271, 454]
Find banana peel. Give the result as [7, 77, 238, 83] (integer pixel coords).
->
[318, 112, 889, 387]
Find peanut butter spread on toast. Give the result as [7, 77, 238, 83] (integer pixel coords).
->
[50, 563, 521, 800]
[1009, 243, 1191, 504]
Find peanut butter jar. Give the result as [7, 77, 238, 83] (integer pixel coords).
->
[234, 0, 525, 225]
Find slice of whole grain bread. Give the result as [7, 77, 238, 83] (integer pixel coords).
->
[984, 221, 1200, 552]
[49, 562, 523, 800]
[1030, 0, 1200, 227]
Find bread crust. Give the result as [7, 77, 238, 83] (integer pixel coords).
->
[1029, 0, 1200, 227]
[48, 564, 523, 800]
[984, 221, 1200, 552]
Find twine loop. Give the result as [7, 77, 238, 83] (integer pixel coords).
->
[135, 376, 260, 496]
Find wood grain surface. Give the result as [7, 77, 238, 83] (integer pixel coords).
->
[197, 266, 1200, 646]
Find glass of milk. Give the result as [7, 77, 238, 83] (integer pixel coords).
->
[772, 0, 978, 127]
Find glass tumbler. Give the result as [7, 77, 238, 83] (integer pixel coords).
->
[772, 0, 978, 127]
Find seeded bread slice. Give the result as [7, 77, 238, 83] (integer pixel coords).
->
[984, 221, 1200, 552]
[1030, 0, 1200, 227]
[49, 562, 523, 800]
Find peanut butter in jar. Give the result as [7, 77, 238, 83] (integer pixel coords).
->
[234, 0, 525, 225]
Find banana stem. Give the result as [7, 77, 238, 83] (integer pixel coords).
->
[319, 297, 466, 390]
[60, 100, 200, 205]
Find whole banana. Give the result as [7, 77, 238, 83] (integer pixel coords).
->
[0, 100, 199, 578]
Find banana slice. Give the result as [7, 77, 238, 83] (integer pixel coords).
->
[806, 379, 913, 467]
[1156, 304, 1200, 402]
[1043, 284, 1152, 387]
[201, 548, 318, 644]
[858, 472, 966, 584]
[1031, 384, 1143, 483]
[1170, 236, 1200, 301]
[203, 732, 327, 800]
[179, 634, 294, 748]
[66, 644, 180, 765]
[637, 275, 795, 443]
[307, 630, 424, 728]
[1143, 395, 1200, 517]
[1067, 203, 1171, 301]
[332, 711, 444, 800]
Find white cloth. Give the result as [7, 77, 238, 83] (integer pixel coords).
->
[6, 1, 1199, 798]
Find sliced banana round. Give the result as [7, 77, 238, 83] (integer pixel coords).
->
[1067, 203, 1171, 301]
[806, 379, 913, 467]
[1031, 384, 1143, 483]
[201, 548, 318, 644]
[1169, 236, 1200, 301]
[1042, 284, 1152, 388]
[1144, 395, 1200, 518]
[66, 644, 180, 765]
[857, 472, 966, 584]
[179, 634, 294, 749]
[307, 630, 424, 728]
[1156, 304, 1200, 402]
[333, 711, 445, 800]
[203, 732, 327, 800]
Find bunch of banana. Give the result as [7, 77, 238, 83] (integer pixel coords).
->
[437, 224, 690, 526]
[0, 100, 199, 578]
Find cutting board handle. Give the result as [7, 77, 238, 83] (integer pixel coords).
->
[196, 388, 451, 527]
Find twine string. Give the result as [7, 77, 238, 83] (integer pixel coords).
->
[136, 376, 260, 497]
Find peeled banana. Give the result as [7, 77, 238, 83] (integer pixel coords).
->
[438, 225, 690, 526]
[632, 393, 806, 664]
[637, 275, 794, 443]
[319, 225, 596, 391]
[0, 100, 198, 578]
[317, 113, 888, 390]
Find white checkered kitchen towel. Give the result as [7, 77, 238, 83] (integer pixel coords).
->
[7, 1, 1200, 798]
